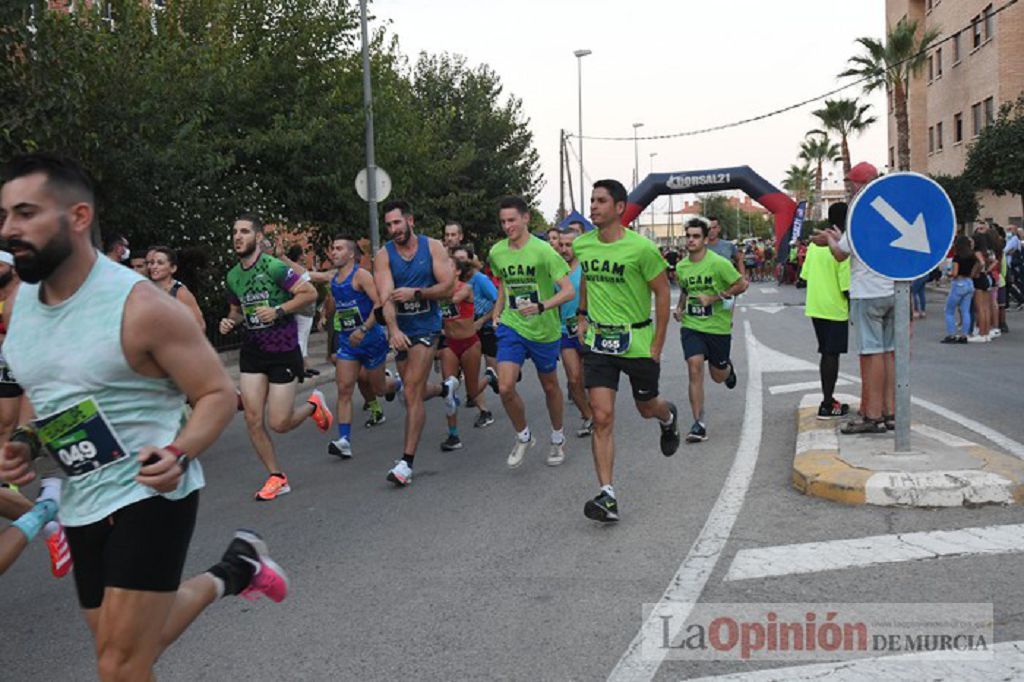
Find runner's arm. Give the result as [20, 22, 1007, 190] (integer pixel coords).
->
[175, 286, 206, 333]
[453, 281, 472, 305]
[373, 247, 401, 336]
[353, 269, 383, 332]
[649, 271, 670, 362]
[419, 239, 456, 301]
[492, 280, 505, 325]
[282, 278, 317, 313]
[544, 274, 575, 311]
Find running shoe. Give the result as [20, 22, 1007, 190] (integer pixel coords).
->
[364, 407, 386, 429]
[485, 367, 499, 394]
[443, 377, 461, 415]
[440, 434, 463, 451]
[384, 369, 403, 402]
[967, 334, 990, 343]
[989, 329, 1001, 339]
[304, 368, 321, 378]
[229, 530, 290, 603]
[254, 474, 291, 501]
[817, 400, 850, 420]
[583, 491, 619, 523]
[685, 420, 708, 443]
[660, 402, 681, 455]
[546, 441, 566, 466]
[328, 437, 353, 459]
[307, 389, 333, 432]
[387, 460, 413, 487]
[724, 363, 738, 390]
[507, 436, 535, 469]
[45, 526, 72, 579]
[940, 335, 959, 344]
[576, 419, 593, 437]
[473, 410, 495, 428]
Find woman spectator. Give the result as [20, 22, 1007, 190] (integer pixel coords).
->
[942, 236, 978, 343]
[989, 227, 1006, 337]
[910, 274, 928, 319]
[146, 245, 205, 332]
[968, 232, 994, 343]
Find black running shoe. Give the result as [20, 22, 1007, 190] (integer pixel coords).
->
[364, 410, 386, 428]
[584, 492, 619, 523]
[474, 410, 495, 428]
[440, 434, 463, 451]
[724, 363, 737, 390]
[817, 400, 850, 420]
[686, 421, 708, 443]
[485, 368, 499, 394]
[660, 402, 681, 456]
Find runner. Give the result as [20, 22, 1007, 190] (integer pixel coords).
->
[374, 200, 458, 486]
[452, 245, 500, 395]
[324, 237, 400, 459]
[439, 259, 495, 451]
[706, 216, 746, 278]
[0, 153, 287, 679]
[674, 218, 749, 443]
[488, 196, 575, 468]
[0, 478, 60, 576]
[147, 245, 205, 331]
[573, 179, 680, 522]
[219, 213, 332, 501]
[555, 228, 593, 439]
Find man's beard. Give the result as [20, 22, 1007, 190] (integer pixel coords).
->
[235, 241, 257, 259]
[394, 225, 412, 245]
[8, 217, 73, 284]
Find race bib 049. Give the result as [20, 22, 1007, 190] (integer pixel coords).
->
[32, 397, 130, 478]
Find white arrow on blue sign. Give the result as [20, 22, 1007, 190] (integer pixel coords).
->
[847, 172, 957, 281]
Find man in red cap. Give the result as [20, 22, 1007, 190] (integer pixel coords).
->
[812, 161, 896, 434]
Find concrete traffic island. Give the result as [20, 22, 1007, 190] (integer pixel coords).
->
[792, 393, 1024, 507]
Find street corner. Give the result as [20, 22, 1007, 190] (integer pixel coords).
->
[792, 393, 1024, 508]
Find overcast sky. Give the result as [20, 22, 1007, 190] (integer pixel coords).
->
[378, 0, 888, 219]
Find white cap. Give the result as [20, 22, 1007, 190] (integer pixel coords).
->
[0, 251, 13, 266]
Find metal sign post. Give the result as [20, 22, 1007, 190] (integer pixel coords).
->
[848, 172, 956, 453]
[359, 0, 379, 255]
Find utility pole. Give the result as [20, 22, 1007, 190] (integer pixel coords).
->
[558, 129, 566, 222]
[359, 0, 380, 254]
[574, 49, 592, 212]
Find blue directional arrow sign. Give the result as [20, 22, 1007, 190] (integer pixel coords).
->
[848, 172, 956, 281]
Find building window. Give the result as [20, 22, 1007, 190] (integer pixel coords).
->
[973, 15, 983, 48]
[889, 147, 895, 169]
[954, 112, 963, 143]
[972, 103, 982, 136]
[928, 127, 935, 153]
[952, 32, 961, 63]
[936, 121, 944, 151]
[928, 55, 934, 81]
[935, 47, 943, 77]
[984, 97, 995, 126]
[984, 4, 994, 41]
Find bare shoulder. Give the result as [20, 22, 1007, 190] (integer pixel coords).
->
[427, 238, 448, 257]
[354, 267, 374, 288]
[123, 281, 200, 344]
[374, 244, 392, 270]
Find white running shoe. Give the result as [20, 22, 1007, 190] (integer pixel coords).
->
[327, 437, 352, 459]
[386, 460, 412, 486]
[576, 419, 593, 437]
[967, 334, 990, 343]
[989, 329, 1001, 339]
[507, 436, 535, 469]
[546, 441, 566, 466]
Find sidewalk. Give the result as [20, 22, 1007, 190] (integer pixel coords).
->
[792, 392, 1024, 507]
[219, 330, 337, 390]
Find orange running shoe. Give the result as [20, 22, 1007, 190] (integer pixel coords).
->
[254, 474, 291, 501]
[46, 526, 73, 578]
[307, 389, 333, 432]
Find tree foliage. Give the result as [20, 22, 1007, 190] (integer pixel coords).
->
[930, 173, 980, 227]
[965, 94, 1024, 218]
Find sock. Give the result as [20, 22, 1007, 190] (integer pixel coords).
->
[43, 521, 59, 538]
[517, 427, 531, 443]
[600, 484, 616, 499]
[440, 383, 450, 398]
[13, 500, 58, 543]
[402, 454, 415, 467]
[448, 426, 459, 437]
[271, 472, 286, 479]
[551, 428, 565, 445]
[37, 477, 62, 504]
[338, 423, 351, 440]
[208, 574, 226, 600]
[368, 399, 382, 416]
[659, 409, 675, 427]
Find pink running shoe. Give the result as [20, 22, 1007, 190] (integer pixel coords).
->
[235, 530, 290, 603]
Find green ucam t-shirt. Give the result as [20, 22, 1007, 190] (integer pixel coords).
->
[800, 243, 851, 321]
[489, 236, 570, 343]
[572, 228, 668, 359]
[676, 249, 742, 335]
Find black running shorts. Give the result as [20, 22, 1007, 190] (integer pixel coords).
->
[239, 344, 305, 384]
[65, 492, 199, 609]
[394, 333, 439, 362]
[583, 352, 660, 402]
[478, 323, 498, 358]
[811, 317, 849, 355]
[680, 327, 732, 369]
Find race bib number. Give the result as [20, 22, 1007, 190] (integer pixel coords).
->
[686, 300, 713, 318]
[32, 397, 130, 478]
[565, 316, 580, 337]
[440, 301, 459, 320]
[0, 362, 16, 385]
[591, 323, 631, 356]
[508, 284, 539, 310]
[241, 301, 272, 330]
[334, 306, 364, 332]
[396, 299, 430, 316]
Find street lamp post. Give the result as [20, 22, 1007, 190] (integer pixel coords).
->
[574, 49, 592, 212]
[632, 122, 644, 189]
[359, 0, 380, 254]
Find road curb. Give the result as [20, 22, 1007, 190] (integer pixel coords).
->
[792, 393, 1024, 507]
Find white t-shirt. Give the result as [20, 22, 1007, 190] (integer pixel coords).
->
[837, 232, 895, 299]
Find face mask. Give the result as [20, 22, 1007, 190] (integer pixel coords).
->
[122, 247, 131, 262]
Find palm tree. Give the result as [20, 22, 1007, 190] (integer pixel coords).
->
[839, 16, 941, 172]
[782, 163, 814, 203]
[799, 132, 842, 219]
[811, 98, 877, 198]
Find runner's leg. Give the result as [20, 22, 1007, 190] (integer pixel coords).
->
[587, 387, 616, 486]
[335, 359, 359, 443]
[95, 588, 176, 681]
[537, 369, 564, 433]
[686, 356, 706, 422]
[461, 343, 487, 410]
[441, 347, 460, 435]
[398, 343, 436, 458]
[239, 373, 280, 474]
[498, 361, 527, 432]
[265, 380, 313, 434]
[561, 348, 591, 421]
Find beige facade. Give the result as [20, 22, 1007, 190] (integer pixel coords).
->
[886, 0, 1024, 227]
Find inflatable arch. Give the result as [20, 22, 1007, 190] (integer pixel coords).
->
[621, 166, 798, 248]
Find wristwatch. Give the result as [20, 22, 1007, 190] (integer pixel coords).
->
[274, 306, 285, 320]
[413, 289, 423, 302]
[537, 302, 546, 313]
[166, 445, 190, 472]
[357, 324, 368, 334]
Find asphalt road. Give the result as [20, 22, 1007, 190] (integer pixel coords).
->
[2, 284, 1023, 681]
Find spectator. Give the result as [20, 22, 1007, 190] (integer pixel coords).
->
[942, 235, 977, 343]
[102, 232, 130, 264]
[278, 244, 319, 374]
[968, 229, 994, 342]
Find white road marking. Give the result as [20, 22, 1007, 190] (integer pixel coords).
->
[759, 287, 779, 294]
[769, 379, 852, 396]
[865, 470, 1015, 506]
[748, 305, 785, 314]
[608, 321, 764, 682]
[910, 423, 976, 448]
[724, 523, 1024, 582]
[685, 639, 1024, 681]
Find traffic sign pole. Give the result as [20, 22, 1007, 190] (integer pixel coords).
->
[359, 0, 380, 255]
[894, 282, 911, 452]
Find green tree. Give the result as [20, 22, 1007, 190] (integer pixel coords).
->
[782, 164, 814, 202]
[799, 132, 841, 220]
[930, 173, 980, 229]
[839, 17, 940, 172]
[810, 98, 877, 197]
[965, 94, 1024, 220]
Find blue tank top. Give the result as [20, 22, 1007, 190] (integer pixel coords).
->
[385, 234, 441, 336]
[559, 264, 583, 332]
[330, 265, 375, 336]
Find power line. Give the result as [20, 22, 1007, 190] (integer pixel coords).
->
[570, 0, 1018, 143]
[564, 136, 593, 189]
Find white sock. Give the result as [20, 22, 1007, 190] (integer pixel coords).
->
[517, 427, 531, 443]
[551, 429, 565, 445]
[38, 477, 62, 505]
[43, 521, 60, 538]
[601, 484, 616, 498]
[208, 574, 225, 600]
[659, 409, 675, 427]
